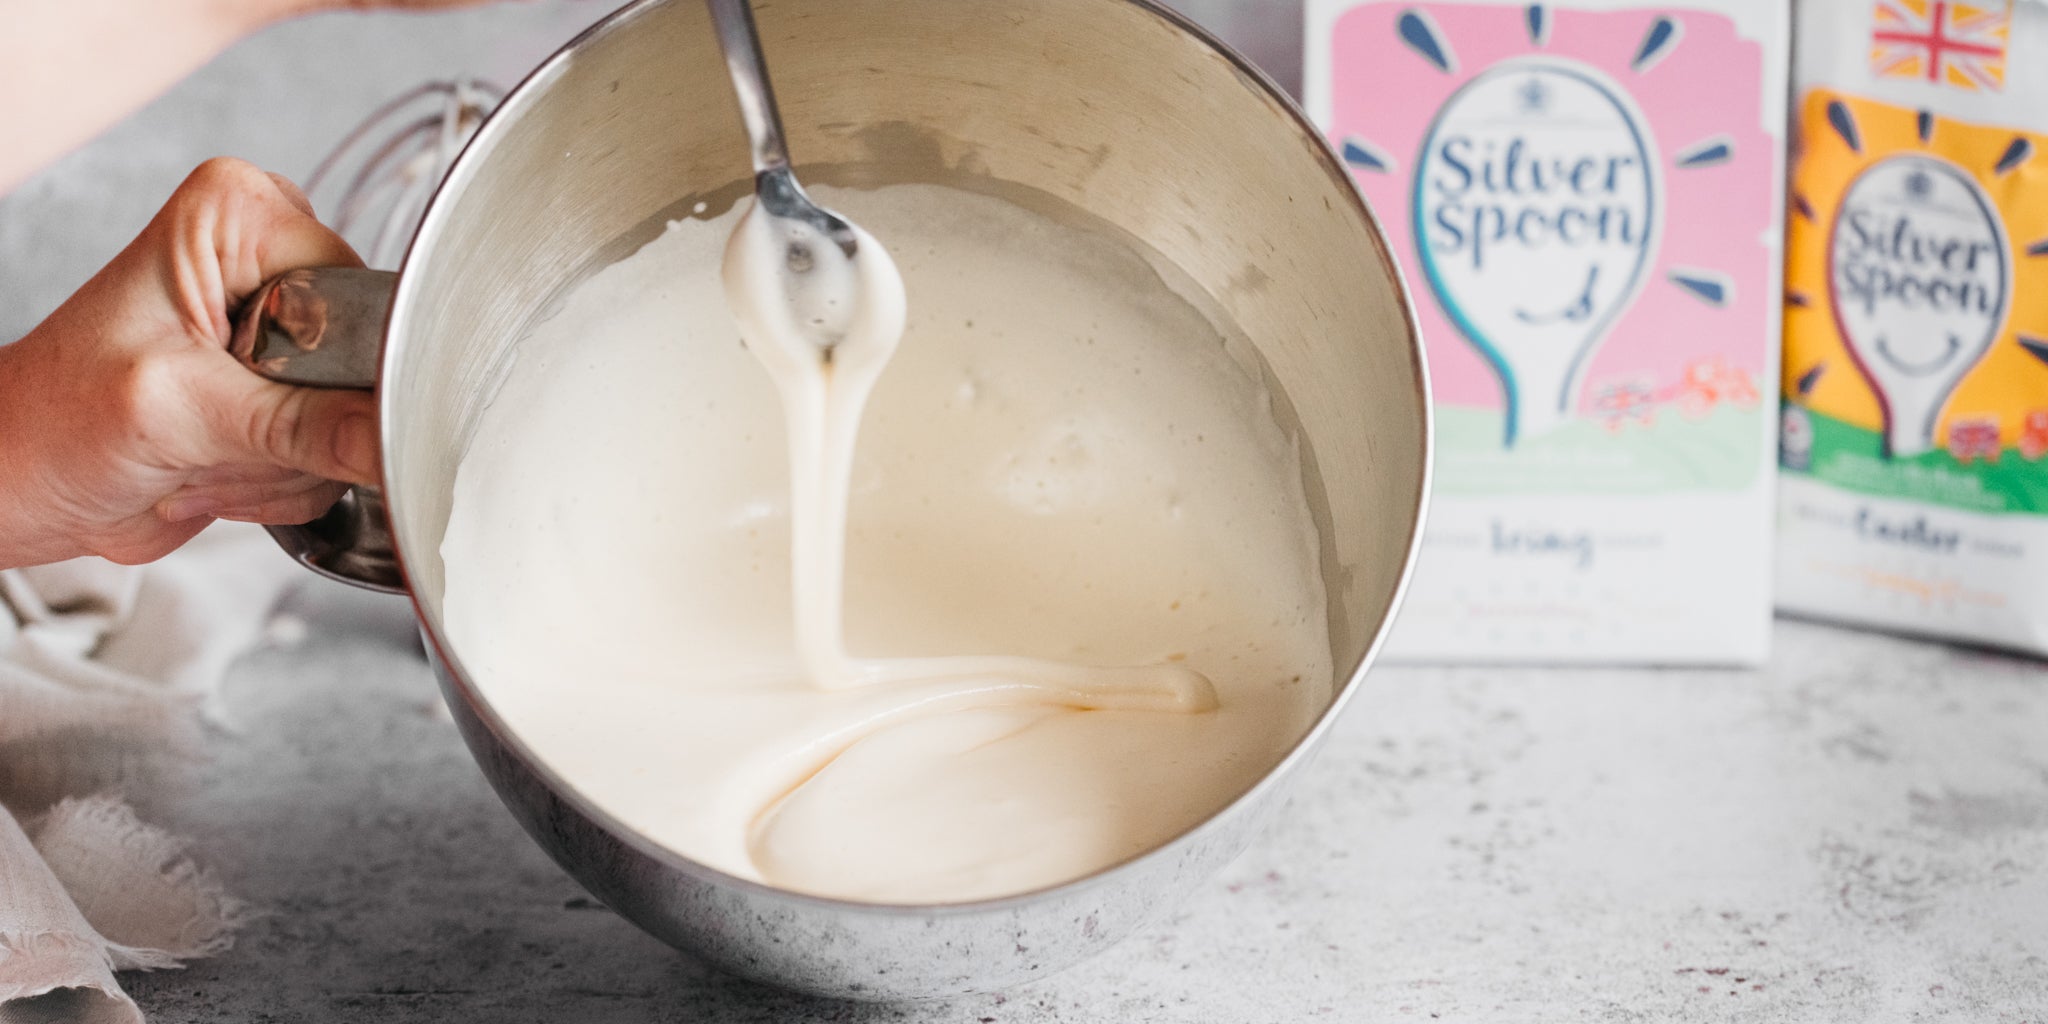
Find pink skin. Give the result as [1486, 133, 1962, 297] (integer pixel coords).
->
[0, 0, 496, 569]
[2, 0, 498, 195]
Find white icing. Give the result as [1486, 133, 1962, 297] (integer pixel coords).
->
[442, 184, 1331, 903]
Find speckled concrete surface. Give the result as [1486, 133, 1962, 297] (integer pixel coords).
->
[103, 585, 2048, 1022]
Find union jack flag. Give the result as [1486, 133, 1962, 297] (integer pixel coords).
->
[1870, 0, 2012, 91]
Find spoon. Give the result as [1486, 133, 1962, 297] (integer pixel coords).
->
[705, 0, 870, 354]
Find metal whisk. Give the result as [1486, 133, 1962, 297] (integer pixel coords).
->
[306, 78, 505, 270]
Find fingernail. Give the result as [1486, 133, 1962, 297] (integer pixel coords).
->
[159, 495, 219, 523]
[334, 414, 380, 483]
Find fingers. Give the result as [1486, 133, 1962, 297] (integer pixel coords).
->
[163, 159, 382, 486]
[91, 514, 215, 566]
[155, 477, 352, 532]
[188, 357, 383, 486]
[265, 171, 317, 217]
[211, 480, 351, 526]
[155, 468, 336, 522]
[208, 156, 363, 303]
[153, 157, 364, 341]
[182, 463, 307, 488]
[156, 460, 355, 528]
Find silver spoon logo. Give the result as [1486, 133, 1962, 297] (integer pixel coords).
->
[1413, 58, 1659, 447]
[1829, 154, 2009, 459]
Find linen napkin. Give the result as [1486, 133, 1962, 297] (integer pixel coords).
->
[0, 523, 299, 1024]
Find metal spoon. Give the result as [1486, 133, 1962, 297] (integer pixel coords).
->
[706, 0, 866, 353]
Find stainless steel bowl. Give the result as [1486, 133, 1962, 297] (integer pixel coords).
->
[240, 0, 1431, 998]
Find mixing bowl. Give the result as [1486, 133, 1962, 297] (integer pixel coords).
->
[233, 0, 1431, 998]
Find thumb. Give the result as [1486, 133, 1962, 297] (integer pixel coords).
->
[129, 157, 364, 345]
[191, 358, 383, 486]
[166, 157, 383, 486]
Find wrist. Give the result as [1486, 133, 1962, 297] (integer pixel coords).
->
[0, 341, 68, 569]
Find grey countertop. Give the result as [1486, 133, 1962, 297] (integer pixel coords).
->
[123, 587, 2048, 1022]
[5, 3, 2046, 1020]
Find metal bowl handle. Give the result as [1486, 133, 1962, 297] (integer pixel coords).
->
[229, 267, 406, 594]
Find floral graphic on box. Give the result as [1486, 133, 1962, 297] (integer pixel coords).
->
[1324, 3, 1775, 494]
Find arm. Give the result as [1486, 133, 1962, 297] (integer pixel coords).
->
[4, 0, 270, 195]
[1, 0, 493, 195]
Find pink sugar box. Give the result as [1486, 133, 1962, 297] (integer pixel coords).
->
[1305, 0, 1789, 664]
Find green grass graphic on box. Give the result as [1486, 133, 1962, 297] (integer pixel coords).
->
[1790, 408, 2048, 515]
[1434, 405, 1765, 496]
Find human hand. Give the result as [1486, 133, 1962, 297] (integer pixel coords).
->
[0, 158, 378, 569]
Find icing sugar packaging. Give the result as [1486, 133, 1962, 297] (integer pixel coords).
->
[1306, 0, 1788, 663]
[1777, 1, 2048, 653]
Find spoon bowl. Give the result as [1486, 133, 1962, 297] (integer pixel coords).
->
[708, 0, 874, 354]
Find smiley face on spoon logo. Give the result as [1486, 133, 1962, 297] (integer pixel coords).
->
[1412, 57, 1659, 447]
[1828, 153, 2010, 459]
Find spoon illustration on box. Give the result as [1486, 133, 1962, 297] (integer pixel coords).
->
[1411, 55, 1657, 446]
[1816, 101, 2011, 460]
[1345, 8, 1755, 448]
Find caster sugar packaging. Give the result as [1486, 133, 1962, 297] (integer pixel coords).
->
[1778, 0, 2048, 653]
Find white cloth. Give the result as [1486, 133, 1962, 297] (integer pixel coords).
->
[0, 524, 298, 1024]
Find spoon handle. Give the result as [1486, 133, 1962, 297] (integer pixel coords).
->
[705, 0, 792, 174]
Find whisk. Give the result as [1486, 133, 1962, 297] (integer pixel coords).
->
[306, 78, 504, 270]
